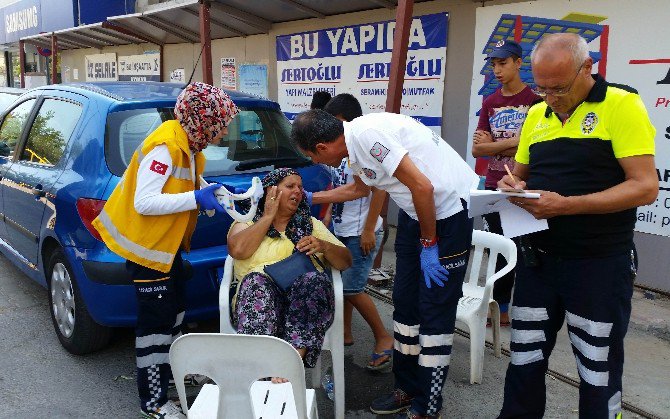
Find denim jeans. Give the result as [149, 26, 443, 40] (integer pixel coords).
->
[337, 229, 384, 295]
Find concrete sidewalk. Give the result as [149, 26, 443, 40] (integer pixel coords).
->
[314, 226, 670, 418]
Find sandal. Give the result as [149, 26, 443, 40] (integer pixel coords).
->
[367, 349, 393, 371]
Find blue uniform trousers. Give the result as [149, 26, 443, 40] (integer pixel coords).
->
[499, 246, 636, 419]
[393, 207, 473, 416]
[128, 252, 186, 414]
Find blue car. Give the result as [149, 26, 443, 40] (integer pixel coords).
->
[0, 82, 331, 354]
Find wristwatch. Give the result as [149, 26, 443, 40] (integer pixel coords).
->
[420, 236, 438, 248]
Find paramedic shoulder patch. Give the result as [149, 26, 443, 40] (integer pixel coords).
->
[361, 168, 377, 179]
[370, 142, 390, 163]
[150, 160, 168, 175]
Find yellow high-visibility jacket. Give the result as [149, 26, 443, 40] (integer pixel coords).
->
[92, 120, 205, 273]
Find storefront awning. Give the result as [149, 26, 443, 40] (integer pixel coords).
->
[20, 0, 428, 50]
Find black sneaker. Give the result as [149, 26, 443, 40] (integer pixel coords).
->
[370, 388, 413, 414]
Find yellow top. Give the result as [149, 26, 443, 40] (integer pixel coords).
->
[230, 217, 344, 281]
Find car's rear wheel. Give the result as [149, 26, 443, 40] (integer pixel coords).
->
[47, 247, 112, 354]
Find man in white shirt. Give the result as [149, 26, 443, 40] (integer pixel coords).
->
[291, 110, 479, 419]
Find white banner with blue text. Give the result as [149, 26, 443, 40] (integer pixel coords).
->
[276, 13, 448, 132]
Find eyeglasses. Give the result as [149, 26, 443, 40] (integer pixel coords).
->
[532, 62, 584, 97]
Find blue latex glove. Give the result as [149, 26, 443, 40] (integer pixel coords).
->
[303, 189, 313, 206]
[194, 183, 226, 213]
[419, 243, 449, 288]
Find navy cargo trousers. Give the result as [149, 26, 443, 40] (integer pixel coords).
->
[499, 247, 636, 419]
[393, 206, 473, 416]
[128, 252, 186, 414]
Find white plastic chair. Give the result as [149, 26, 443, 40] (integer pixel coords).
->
[220, 255, 345, 419]
[170, 333, 318, 419]
[455, 229, 517, 384]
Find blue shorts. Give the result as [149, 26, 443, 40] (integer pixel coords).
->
[337, 229, 384, 295]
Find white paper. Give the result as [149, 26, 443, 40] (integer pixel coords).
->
[492, 199, 548, 238]
[468, 189, 540, 218]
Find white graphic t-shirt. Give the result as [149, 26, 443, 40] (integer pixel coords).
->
[330, 158, 383, 237]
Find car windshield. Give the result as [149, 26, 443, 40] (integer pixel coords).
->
[105, 106, 309, 177]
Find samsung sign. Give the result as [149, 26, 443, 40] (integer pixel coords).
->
[0, 0, 75, 44]
[5, 6, 39, 34]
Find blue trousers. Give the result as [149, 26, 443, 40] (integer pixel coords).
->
[393, 208, 473, 416]
[128, 253, 186, 414]
[499, 247, 636, 419]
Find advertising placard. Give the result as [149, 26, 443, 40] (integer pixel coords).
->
[221, 57, 236, 90]
[118, 53, 160, 82]
[469, 0, 670, 237]
[85, 53, 117, 82]
[239, 64, 268, 98]
[276, 13, 448, 132]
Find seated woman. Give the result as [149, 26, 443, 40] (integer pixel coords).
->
[227, 168, 352, 380]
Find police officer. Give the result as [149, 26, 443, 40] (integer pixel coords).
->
[498, 33, 657, 418]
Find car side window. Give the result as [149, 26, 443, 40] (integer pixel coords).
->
[19, 98, 82, 166]
[0, 99, 36, 158]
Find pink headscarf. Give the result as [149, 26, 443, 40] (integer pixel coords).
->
[174, 82, 239, 152]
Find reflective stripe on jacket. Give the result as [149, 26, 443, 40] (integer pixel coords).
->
[92, 120, 205, 272]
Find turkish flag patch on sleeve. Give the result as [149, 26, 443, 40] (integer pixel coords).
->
[149, 160, 168, 175]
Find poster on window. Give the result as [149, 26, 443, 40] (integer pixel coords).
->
[85, 53, 117, 82]
[468, 0, 670, 238]
[239, 64, 268, 99]
[276, 13, 448, 133]
[118, 53, 160, 82]
[221, 57, 236, 90]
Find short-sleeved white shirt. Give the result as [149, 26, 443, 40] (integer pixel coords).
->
[343, 113, 479, 221]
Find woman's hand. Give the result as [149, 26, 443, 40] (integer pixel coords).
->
[296, 235, 327, 256]
[262, 186, 282, 221]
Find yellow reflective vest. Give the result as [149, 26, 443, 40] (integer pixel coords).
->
[92, 120, 205, 273]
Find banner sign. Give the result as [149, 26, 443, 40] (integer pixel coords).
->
[118, 53, 160, 82]
[221, 57, 236, 90]
[276, 13, 448, 131]
[0, 0, 75, 44]
[239, 64, 268, 99]
[85, 53, 117, 82]
[469, 0, 670, 237]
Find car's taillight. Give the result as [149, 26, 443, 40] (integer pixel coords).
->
[76, 198, 106, 242]
[317, 182, 333, 219]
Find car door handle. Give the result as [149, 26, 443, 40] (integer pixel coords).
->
[32, 185, 46, 198]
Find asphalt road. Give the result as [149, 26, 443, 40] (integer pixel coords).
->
[0, 250, 585, 419]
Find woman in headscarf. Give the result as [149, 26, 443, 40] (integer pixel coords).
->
[227, 168, 352, 377]
[93, 82, 238, 419]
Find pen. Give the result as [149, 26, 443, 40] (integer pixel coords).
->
[504, 164, 517, 185]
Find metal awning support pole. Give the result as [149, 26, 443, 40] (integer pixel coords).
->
[385, 0, 414, 113]
[374, 0, 414, 270]
[18, 40, 25, 88]
[51, 34, 58, 84]
[160, 44, 164, 81]
[199, 1, 213, 85]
